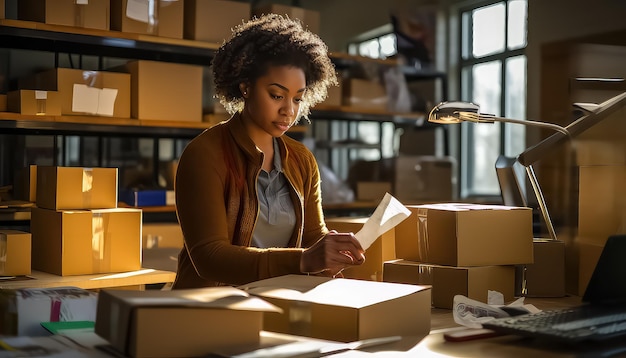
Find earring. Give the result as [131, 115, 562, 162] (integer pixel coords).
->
[243, 91, 247, 96]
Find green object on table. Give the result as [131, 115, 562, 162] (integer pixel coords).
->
[40, 321, 95, 334]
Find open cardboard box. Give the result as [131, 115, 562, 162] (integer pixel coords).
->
[240, 274, 431, 343]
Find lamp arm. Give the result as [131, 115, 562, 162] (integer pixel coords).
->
[486, 115, 571, 137]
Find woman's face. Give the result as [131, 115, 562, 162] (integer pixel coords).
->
[241, 65, 306, 139]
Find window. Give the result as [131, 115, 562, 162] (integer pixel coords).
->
[459, 0, 527, 198]
[348, 33, 397, 59]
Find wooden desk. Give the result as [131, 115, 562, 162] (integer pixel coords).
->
[356, 295, 626, 357]
[0, 269, 176, 290]
[9, 295, 624, 357]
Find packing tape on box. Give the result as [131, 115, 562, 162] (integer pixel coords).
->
[91, 212, 112, 273]
[288, 301, 312, 337]
[73, 1, 86, 27]
[126, 0, 159, 33]
[417, 208, 430, 262]
[82, 168, 93, 209]
[417, 264, 434, 285]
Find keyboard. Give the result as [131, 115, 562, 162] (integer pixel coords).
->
[482, 305, 626, 342]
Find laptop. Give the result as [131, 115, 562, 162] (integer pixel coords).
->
[482, 234, 626, 342]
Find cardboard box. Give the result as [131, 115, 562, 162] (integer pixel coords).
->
[36, 166, 118, 210]
[242, 275, 431, 343]
[184, 0, 250, 44]
[325, 217, 396, 281]
[383, 259, 434, 285]
[394, 155, 455, 203]
[0, 94, 6, 111]
[30, 207, 142, 276]
[395, 203, 534, 266]
[342, 78, 388, 111]
[20, 68, 132, 118]
[0, 0, 4, 19]
[523, 239, 566, 297]
[399, 127, 445, 156]
[6, 90, 62, 116]
[111, 0, 184, 39]
[142, 223, 184, 249]
[95, 287, 280, 358]
[318, 81, 342, 107]
[0, 230, 31, 276]
[253, 4, 320, 34]
[578, 165, 626, 243]
[114, 60, 203, 121]
[17, 0, 110, 30]
[0, 287, 98, 336]
[383, 260, 516, 309]
[356, 181, 391, 202]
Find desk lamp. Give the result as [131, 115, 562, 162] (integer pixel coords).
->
[428, 101, 571, 241]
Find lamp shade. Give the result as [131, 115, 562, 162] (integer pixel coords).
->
[428, 101, 480, 124]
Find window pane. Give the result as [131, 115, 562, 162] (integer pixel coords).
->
[380, 34, 397, 58]
[508, 0, 527, 50]
[470, 61, 502, 195]
[359, 40, 380, 59]
[473, 3, 505, 58]
[505, 55, 527, 157]
[473, 62, 502, 116]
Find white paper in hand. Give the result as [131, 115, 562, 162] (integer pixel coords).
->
[354, 193, 411, 250]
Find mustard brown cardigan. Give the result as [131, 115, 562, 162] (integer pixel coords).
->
[172, 113, 329, 289]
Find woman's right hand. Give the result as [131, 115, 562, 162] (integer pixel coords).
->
[300, 230, 366, 277]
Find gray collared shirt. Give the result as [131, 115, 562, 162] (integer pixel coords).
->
[251, 139, 296, 248]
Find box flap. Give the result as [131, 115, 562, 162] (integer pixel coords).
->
[241, 275, 428, 308]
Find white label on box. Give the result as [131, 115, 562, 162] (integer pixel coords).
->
[76, 0, 89, 4]
[73, 84, 100, 114]
[98, 88, 118, 117]
[34, 91, 48, 100]
[72, 85, 118, 116]
[126, 0, 150, 23]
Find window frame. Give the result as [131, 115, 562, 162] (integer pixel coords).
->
[457, 0, 527, 199]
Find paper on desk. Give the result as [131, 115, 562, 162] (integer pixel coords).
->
[453, 294, 541, 329]
[354, 193, 411, 250]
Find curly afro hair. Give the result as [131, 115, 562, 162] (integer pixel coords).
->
[211, 13, 337, 121]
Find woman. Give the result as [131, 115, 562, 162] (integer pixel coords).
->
[172, 14, 365, 289]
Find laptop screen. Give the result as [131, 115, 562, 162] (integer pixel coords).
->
[583, 235, 626, 304]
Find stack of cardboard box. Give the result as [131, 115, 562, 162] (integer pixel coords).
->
[15, 0, 321, 46]
[30, 166, 142, 276]
[384, 203, 534, 309]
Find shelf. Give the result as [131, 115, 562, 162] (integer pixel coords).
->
[315, 140, 380, 150]
[0, 112, 210, 138]
[0, 19, 217, 65]
[310, 106, 430, 126]
[2, 100, 430, 135]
